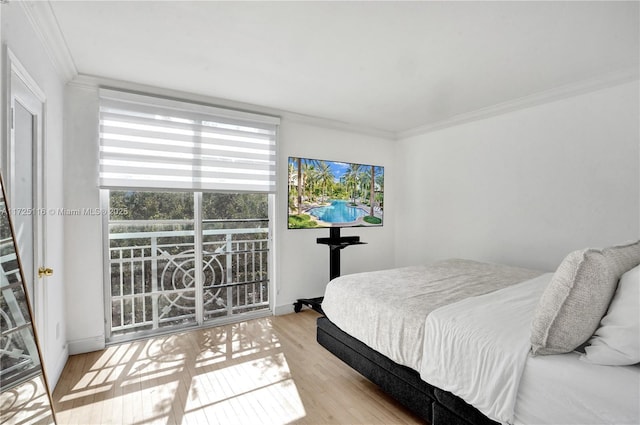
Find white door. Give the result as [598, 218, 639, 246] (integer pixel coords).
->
[8, 59, 47, 348]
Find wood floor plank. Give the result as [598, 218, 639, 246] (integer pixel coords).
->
[52, 310, 423, 424]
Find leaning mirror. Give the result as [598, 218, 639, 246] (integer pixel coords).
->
[0, 173, 56, 424]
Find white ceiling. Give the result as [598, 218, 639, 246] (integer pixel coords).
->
[47, 1, 639, 135]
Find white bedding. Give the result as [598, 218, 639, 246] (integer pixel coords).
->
[322, 259, 542, 371]
[323, 260, 640, 425]
[514, 352, 640, 425]
[419, 273, 552, 424]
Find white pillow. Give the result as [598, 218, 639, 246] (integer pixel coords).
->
[582, 264, 640, 366]
[531, 241, 639, 355]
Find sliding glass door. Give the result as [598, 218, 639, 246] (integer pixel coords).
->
[104, 191, 271, 343]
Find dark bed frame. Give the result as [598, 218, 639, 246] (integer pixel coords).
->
[317, 316, 499, 425]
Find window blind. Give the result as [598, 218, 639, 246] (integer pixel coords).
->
[98, 89, 279, 193]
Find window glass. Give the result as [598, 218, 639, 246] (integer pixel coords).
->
[201, 193, 269, 320]
[106, 191, 271, 341]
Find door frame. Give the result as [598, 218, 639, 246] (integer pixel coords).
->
[4, 47, 47, 350]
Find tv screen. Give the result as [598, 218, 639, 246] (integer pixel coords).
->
[288, 157, 384, 229]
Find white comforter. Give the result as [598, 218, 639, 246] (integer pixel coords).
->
[322, 259, 542, 372]
[419, 274, 552, 424]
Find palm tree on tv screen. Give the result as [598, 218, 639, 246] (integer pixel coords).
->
[317, 161, 333, 202]
[294, 157, 326, 214]
[296, 157, 303, 215]
[369, 165, 376, 216]
[344, 163, 362, 204]
[288, 161, 296, 211]
[307, 160, 322, 202]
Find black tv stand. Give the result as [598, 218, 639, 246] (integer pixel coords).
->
[294, 227, 366, 313]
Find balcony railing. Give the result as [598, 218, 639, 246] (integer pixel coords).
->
[107, 220, 269, 339]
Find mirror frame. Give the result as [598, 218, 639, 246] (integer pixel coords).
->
[0, 172, 57, 424]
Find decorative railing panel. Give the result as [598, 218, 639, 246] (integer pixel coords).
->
[108, 220, 269, 339]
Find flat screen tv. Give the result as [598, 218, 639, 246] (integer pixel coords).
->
[288, 156, 384, 229]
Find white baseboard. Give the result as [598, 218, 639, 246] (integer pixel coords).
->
[274, 303, 295, 316]
[68, 335, 106, 355]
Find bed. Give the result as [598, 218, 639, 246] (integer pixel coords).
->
[316, 246, 640, 425]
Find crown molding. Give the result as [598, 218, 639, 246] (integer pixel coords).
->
[397, 67, 640, 140]
[68, 74, 395, 140]
[69, 66, 638, 142]
[66, 62, 637, 142]
[19, 0, 77, 82]
[279, 111, 394, 140]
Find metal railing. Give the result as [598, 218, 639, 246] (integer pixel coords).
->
[107, 220, 269, 339]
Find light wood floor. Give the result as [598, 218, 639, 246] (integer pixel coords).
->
[52, 310, 423, 425]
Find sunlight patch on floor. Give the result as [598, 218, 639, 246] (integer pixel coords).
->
[56, 330, 306, 423]
[120, 364, 185, 388]
[181, 378, 305, 425]
[53, 316, 328, 424]
[59, 384, 112, 402]
[182, 353, 305, 425]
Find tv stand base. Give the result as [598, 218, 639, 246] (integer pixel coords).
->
[294, 297, 324, 314]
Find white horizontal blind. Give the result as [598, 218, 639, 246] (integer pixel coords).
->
[98, 89, 279, 192]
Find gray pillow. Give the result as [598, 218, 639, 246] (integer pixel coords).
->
[530, 241, 640, 355]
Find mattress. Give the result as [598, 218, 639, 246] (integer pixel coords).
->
[321, 259, 542, 371]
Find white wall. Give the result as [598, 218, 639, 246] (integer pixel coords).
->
[1, 2, 68, 386]
[63, 83, 104, 354]
[394, 80, 640, 271]
[275, 120, 395, 314]
[63, 79, 396, 351]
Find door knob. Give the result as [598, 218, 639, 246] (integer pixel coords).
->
[38, 267, 53, 278]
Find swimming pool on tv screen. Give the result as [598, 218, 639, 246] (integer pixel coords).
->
[308, 200, 367, 223]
